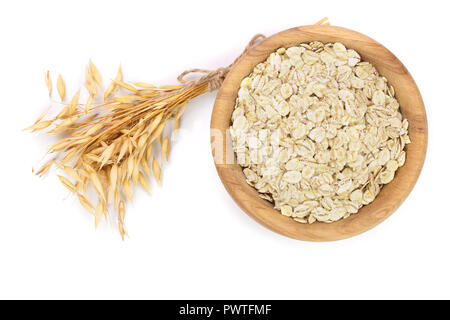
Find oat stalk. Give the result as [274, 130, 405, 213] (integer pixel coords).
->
[28, 64, 213, 239]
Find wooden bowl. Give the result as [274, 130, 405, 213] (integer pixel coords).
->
[210, 25, 428, 241]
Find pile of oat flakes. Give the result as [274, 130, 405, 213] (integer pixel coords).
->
[229, 41, 410, 224]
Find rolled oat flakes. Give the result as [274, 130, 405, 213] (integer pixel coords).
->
[230, 41, 410, 224]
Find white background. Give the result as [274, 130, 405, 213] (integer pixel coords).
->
[0, 0, 448, 299]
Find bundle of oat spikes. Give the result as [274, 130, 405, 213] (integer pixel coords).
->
[27, 18, 330, 238]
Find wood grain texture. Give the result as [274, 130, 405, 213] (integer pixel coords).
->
[210, 25, 428, 241]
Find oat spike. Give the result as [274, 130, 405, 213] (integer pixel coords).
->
[45, 71, 52, 96]
[57, 74, 65, 101]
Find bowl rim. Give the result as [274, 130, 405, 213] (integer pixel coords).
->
[210, 25, 428, 241]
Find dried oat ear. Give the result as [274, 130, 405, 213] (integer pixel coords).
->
[29, 62, 208, 237]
